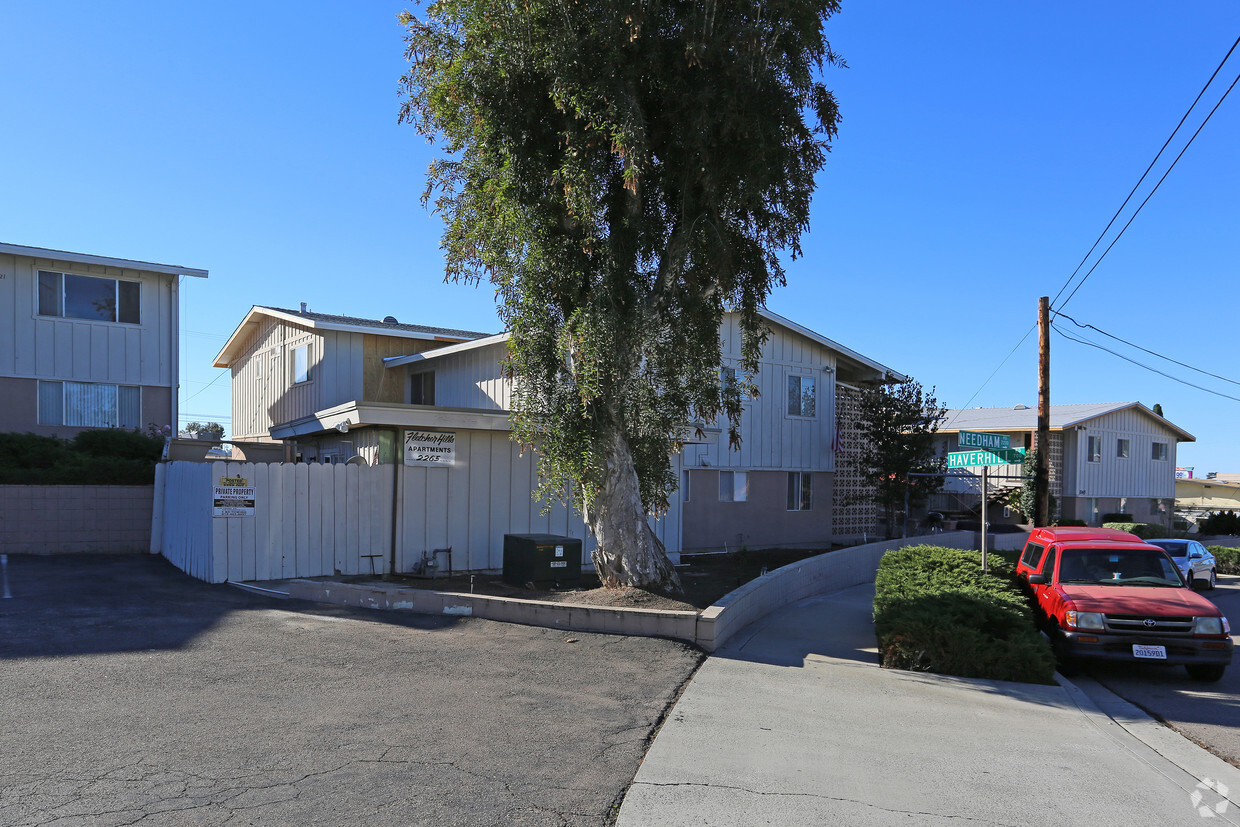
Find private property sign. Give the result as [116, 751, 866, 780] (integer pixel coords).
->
[958, 431, 1011, 451]
[212, 476, 255, 517]
[947, 448, 1027, 468]
[404, 430, 456, 466]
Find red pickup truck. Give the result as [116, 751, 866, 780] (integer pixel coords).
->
[1015, 527, 1233, 682]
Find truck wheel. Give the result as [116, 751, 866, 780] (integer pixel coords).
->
[1186, 664, 1226, 683]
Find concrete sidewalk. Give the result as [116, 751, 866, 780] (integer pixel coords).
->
[619, 583, 1240, 826]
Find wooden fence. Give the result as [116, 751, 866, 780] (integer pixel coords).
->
[154, 456, 681, 584]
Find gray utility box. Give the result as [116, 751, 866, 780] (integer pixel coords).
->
[502, 534, 582, 588]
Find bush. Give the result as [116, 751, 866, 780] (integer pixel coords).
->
[1102, 521, 1163, 539]
[874, 545, 1055, 684]
[0, 430, 161, 485]
[1101, 513, 1133, 523]
[1200, 511, 1240, 536]
[1209, 547, 1240, 576]
[1054, 519, 1087, 527]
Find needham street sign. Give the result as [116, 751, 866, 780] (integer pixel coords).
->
[958, 430, 1011, 451]
[947, 448, 1027, 468]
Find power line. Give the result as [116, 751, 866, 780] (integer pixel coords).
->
[1056, 311, 1240, 387]
[1056, 68, 1240, 312]
[182, 370, 228, 403]
[941, 324, 1037, 428]
[1050, 35, 1240, 312]
[1052, 322, 1240, 403]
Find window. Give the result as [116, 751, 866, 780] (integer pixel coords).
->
[718, 470, 748, 502]
[37, 381, 140, 428]
[1087, 436, 1101, 462]
[1019, 542, 1045, 569]
[293, 344, 310, 384]
[410, 372, 435, 405]
[37, 270, 140, 324]
[682, 470, 691, 503]
[721, 366, 752, 401]
[1117, 438, 1130, 459]
[787, 472, 812, 511]
[787, 375, 816, 417]
[1152, 442, 1168, 461]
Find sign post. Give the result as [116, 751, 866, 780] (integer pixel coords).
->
[981, 465, 988, 573]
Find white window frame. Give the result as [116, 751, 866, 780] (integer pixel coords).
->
[37, 380, 141, 428]
[410, 371, 435, 405]
[37, 270, 141, 325]
[1116, 438, 1130, 459]
[718, 470, 748, 503]
[292, 344, 311, 384]
[787, 471, 812, 511]
[787, 374, 816, 418]
[1152, 442, 1168, 461]
[1087, 436, 1101, 463]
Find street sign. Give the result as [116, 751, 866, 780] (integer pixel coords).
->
[947, 447, 1026, 468]
[958, 431, 1011, 451]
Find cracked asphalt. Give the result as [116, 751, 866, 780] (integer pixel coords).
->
[0, 554, 703, 826]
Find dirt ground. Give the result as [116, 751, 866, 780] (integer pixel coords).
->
[351, 546, 838, 611]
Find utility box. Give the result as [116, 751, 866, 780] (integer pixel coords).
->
[502, 534, 582, 588]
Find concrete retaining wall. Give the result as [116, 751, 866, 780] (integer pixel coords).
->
[285, 580, 700, 641]
[0, 485, 154, 554]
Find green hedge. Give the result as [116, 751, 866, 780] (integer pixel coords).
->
[0, 430, 162, 485]
[1209, 547, 1240, 576]
[1102, 521, 1164, 539]
[874, 545, 1056, 684]
[1200, 512, 1240, 536]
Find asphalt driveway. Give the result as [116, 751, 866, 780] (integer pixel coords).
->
[0, 554, 702, 826]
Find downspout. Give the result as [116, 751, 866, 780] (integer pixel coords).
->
[390, 428, 401, 575]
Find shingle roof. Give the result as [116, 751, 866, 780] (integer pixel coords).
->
[262, 306, 491, 340]
[938, 402, 1194, 441]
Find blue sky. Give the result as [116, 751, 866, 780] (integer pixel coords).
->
[2, 2, 1237, 473]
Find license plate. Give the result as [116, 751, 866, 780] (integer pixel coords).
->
[549, 561, 567, 568]
[1133, 645, 1167, 660]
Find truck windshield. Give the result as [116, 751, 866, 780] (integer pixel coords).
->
[1058, 547, 1183, 587]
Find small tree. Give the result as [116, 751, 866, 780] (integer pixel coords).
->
[853, 380, 946, 538]
[186, 422, 225, 441]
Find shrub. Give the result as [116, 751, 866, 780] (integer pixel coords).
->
[1102, 521, 1163, 539]
[1199, 511, 1240, 536]
[1209, 547, 1240, 576]
[874, 545, 1055, 684]
[0, 429, 160, 485]
[1054, 518, 1087, 527]
[1101, 513, 1133, 523]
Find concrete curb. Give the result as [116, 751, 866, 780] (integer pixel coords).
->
[284, 579, 701, 640]
[1055, 672, 1240, 813]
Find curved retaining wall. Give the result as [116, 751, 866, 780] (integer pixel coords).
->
[278, 530, 1027, 650]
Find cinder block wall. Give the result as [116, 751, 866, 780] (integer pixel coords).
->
[0, 485, 154, 554]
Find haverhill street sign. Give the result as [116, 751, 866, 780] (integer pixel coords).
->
[947, 448, 1027, 469]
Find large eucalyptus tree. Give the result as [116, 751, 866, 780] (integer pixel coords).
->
[400, 0, 844, 591]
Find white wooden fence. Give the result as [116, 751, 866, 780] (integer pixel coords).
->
[153, 455, 680, 584]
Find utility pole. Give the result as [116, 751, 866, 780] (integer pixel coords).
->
[1037, 296, 1051, 526]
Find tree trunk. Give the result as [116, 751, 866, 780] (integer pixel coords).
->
[585, 428, 683, 594]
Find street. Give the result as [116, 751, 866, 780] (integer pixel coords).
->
[0, 554, 702, 827]
[1073, 574, 1240, 767]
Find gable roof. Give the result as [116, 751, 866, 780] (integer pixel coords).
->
[939, 402, 1194, 442]
[0, 241, 208, 278]
[384, 307, 906, 384]
[214, 305, 492, 368]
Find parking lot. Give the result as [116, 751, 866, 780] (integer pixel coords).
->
[0, 554, 703, 826]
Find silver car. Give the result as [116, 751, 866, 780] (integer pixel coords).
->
[1147, 539, 1217, 590]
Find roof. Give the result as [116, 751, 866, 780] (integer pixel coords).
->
[384, 308, 905, 384]
[938, 402, 1195, 442]
[0, 241, 208, 278]
[214, 305, 493, 368]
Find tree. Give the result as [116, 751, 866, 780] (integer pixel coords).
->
[399, 0, 844, 590]
[852, 380, 946, 538]
[1152, 403, 1164, 418]
[186, 422, 225, 441]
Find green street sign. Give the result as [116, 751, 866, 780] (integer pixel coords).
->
[958, 431, 1011, 451]
[947, 447, 1026, 468]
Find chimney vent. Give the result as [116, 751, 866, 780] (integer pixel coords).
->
[300, 302, 307, 314]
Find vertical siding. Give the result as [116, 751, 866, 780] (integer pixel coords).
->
[409, 341, 510, 410]
[1076, 408, 1181, 498]
[0, 252, 176, 386]
[229, 316, 323, 439]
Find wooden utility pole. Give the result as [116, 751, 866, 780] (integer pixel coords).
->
[1037, 296, 1051, 526]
